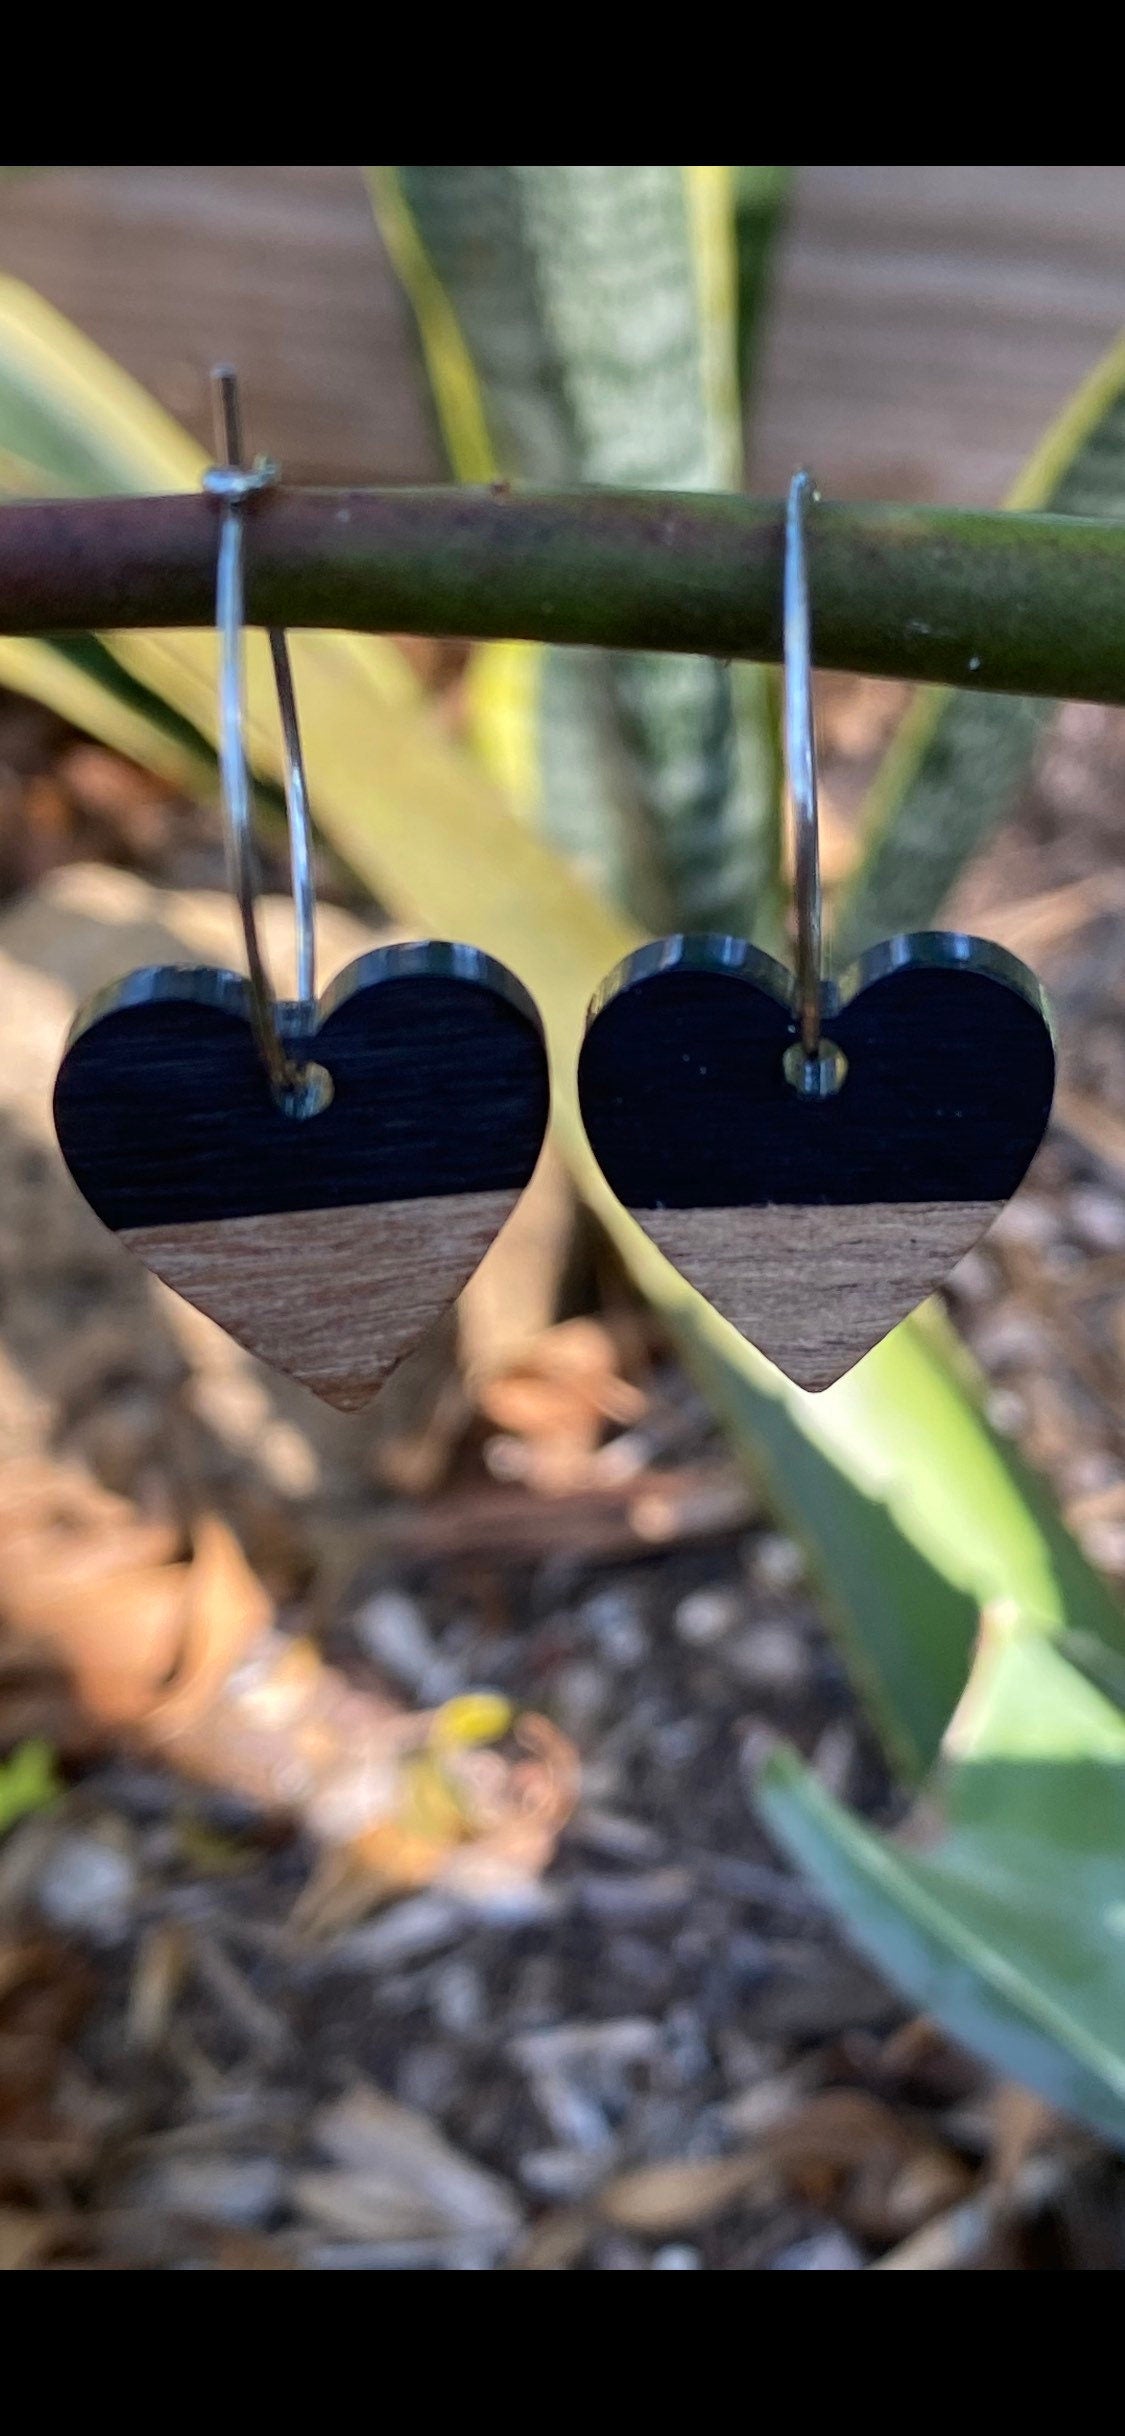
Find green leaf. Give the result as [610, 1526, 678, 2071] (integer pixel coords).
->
[0, 632, 216, 796]
[0, 282, 225, 789]
[0, 1739, 60, 1835]
[732, 167, 792, 427]
[370, 165, 781, 940]
[836, 331, 1125, 961]
[673, 1299, 1125, 1780]
[756, 1613, 1125, 2148]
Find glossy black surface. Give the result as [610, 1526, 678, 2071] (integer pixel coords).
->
[578, 932, 1055, 1209]
[55, 950, 550, 1230]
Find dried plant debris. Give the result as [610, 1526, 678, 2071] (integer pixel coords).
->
[0, 1456, 577, 1917]
[478, 1317, 648, 1496]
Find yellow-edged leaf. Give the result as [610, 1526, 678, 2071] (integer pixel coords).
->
[0, 635, 213, 795]
[838, 326, 1125, 959]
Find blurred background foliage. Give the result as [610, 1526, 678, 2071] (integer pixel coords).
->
[0, 163, 1123, 2152]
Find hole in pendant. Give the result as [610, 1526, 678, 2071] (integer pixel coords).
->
[783, 1038, 848, 1100]
[273, 1059, 335, 1121]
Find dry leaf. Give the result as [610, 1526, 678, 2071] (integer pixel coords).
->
[478, 1317, 647, 1496]
[124, 1924, 189, 2056]
[756, 2088, 971, 2241]
[988, 2081, 1059, 2192]
[597, 2088, 971, 2243]
[294, 2083, 521, 2253]
[508, 2206, 595, 2271]
[0, 2205, 61, 2270]
[600, 2150, 774, 2233]
[210, 2230, 296, 2271]
[0, 1454, 577, 1908]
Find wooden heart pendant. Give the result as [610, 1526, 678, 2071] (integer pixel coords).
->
[54, 943, 550, 1410]
[578, 933, 1055, 1391]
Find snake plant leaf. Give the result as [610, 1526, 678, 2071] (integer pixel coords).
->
[369, 165, 782, 943]
[0, 305, 220, 788]
[732, 167, 792, 423]
[676, 1298, 1125, 1781]
[0, 633, 214, 797]
[367, 166, 627, 907]
[836, 329, 1125, 962]
[756, 1609, 1125, 2149]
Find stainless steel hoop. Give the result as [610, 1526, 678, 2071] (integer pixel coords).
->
[202, 365, 322, 1111]
[783, 468, 823, 1065]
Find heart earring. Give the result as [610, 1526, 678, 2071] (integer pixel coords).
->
[579, 470, 1056, 1392]
[53, 369, 550, 1410]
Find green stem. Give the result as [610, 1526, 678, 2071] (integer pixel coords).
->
[2, 487, 1125, 702]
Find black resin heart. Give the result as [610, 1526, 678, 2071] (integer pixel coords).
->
[54, 943, 550, 1408]
[578, 932, 1055, 1390]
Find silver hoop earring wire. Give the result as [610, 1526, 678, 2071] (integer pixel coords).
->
[201, 365, 329, 1118]
[781, 470, 845, 1100]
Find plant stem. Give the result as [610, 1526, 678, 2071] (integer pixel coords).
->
[2, 486, 1125, 702]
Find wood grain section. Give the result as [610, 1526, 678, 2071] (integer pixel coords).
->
[636, 1200, 1003, 1391]
[122, 1189, 520, 1409]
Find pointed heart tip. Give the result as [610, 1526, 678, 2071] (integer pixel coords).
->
[768, 1352, 864, 1395]
[307, 1378, 385, 1414]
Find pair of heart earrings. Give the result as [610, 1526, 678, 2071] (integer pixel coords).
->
[52, 385, 1057, 1407]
